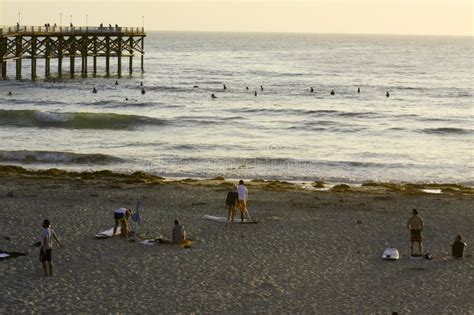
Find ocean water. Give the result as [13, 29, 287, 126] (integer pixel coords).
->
[0, 32, 473, 184]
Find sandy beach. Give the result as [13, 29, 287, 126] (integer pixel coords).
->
[0, 166, 473, 313]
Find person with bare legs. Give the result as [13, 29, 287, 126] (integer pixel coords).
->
[39, 219, 63, 276]
[225, 185, 239, 226]
[237, 180, 251, 223]
[406, 209, 424, 256]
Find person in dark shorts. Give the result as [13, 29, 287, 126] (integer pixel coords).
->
[452, 235, 467, 259]
[39, 219, 63, 276]
[225, 185, 239, 226]
[406, 209, 424, 256]
[113, 208, 132, 238]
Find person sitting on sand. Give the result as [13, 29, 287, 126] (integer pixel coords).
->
[39, 219, 63, 276]
[407, 209, 424, 256]
[452, 234, 467, 259]
[237, 180, 251, 223]
[172, 219, 187, 245]
[112, 208, 132, 238]
[225, 185, 239, 226]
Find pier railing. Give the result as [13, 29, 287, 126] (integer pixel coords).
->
[0, 25, 145, 36]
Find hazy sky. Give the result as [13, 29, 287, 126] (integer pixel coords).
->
[1, 0, 472, 36]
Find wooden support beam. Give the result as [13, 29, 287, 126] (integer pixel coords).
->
[82, 35, 87, 77]
[117, 36, 122, 78]
[141, 36, 144, 73]
[45, 36, 50, 78]
[31, 36, 37, 80]
[105, 36, 110, 77]
[93, 36, 97, 77]
[128, 36, 133, 75]
[58, 36, 63, 77]
[16, 36, 22, 79]
[70, 37, 75, 78]
[0, 37, 6, 79]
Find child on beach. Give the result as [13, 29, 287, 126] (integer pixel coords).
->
[237, 180, 251, 223]
[452, 235, 467, 259]
[112, 208, 132, 238]
[406, 209, 424, 256]
[225, 185, 239, 226]
[39, 219, 63, 276]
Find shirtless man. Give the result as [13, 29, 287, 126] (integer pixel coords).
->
[406, 209, 424, 256]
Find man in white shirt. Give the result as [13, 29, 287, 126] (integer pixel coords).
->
[237, 180, 251, 223]
[39, 219, 63, 276]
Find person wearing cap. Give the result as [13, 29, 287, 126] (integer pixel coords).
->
[406, 209, 424, 256]
[39, 219, 63, 276]
[112, 208, 132, 238]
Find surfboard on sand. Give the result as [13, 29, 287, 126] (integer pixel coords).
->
[95, 227, 121, 239]
[382, 247, 400, 261]
[203, 215, 258, 224]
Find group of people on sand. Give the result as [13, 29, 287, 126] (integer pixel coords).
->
[406, 208, 467, 259]
[111, 207, 190, 246]
[225, 180, 251, 226]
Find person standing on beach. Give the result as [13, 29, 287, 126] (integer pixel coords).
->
[406, 209, 424, 256]
[172, 219, 188, 244]
[39, 219, 63, 276]
[452, 235, 467, 259]
[225, 185, 239, 226]
[237, 180, 251, 223]
[112, 208, 132, 238]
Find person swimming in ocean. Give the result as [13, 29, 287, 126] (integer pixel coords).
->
[92, 87, 97, 94]
[260, 85, 264, 91]
[223, 84, 227, 91]
[7, 91, 12, 96]
[386, 91, 390, 97]
[211, 94, 217, 99]
[246, 86, 249, 90]
[310, 87, 314, 93]
[330, 90, 335, 95]
[141, 88, 146, 95]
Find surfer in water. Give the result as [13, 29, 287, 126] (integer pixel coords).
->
[330, 90, 335, 95]
[141, 88, 146, 95]
[223, 84, 227, 91]
[211, 94, 217, 99]
[310, 87, 314, 93]
[7, 91, 12, 96]
[254, 91, 257, 97]
[260, 85, 264, 91]
[358, 87, 360, 93]
[92, 87, 97, 94]
[386, 91, 390, 97]
[115, 80, 119, 85]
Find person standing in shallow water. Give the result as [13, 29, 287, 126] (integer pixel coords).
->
[39, 219, 63, 276]
[406, 209, 424, 256]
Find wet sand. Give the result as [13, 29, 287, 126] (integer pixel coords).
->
[0, 166, 473, 313]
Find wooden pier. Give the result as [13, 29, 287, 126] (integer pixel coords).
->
[0, 25, 146, 80]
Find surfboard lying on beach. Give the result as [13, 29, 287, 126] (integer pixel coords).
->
[0, 253, 10, 259]
[203, 215, 258, 224]
[382, 247, 400, 260]
[95, 227, 121, 239]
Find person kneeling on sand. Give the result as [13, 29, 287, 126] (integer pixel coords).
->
[39, 219, 63, 276]
[112, 208, 132, 238]
[406, 209, 424, 256]
[237, 180, 251, 223]
[452, 235, 467, 259]
[225, 185, 239, 226]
